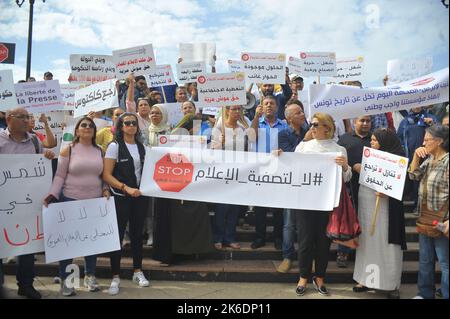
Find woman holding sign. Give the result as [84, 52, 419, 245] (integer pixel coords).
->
[353, 128, 407, 299]
[102, 112, 150, 295]
[43, 116, 105, 297]
[409, 125, 448, 299]
[294, 112, 352, 296]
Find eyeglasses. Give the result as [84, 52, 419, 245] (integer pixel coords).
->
[79, 123, 95, 129]
[123, 120, 138, 127]
[10, 114, 33, 120]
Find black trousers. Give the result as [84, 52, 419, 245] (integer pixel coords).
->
[296, 210, 331, 279]
[110, 195, 148, 275]
[254, 207, 283, 242]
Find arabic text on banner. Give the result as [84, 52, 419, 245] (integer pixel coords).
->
[113, 44, 156, 80]
[0, 69, 17, 111]
[69, 54, 116, 83]
[241, 52, 286, 84]
[73, 79, 118, 118]
[197, 72, 246, 107]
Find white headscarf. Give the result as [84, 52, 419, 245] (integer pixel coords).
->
[148, 104, 170, 147]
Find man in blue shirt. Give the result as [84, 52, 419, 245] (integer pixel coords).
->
[251, 96, 287, 250]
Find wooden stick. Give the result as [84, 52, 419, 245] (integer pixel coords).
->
[317, 76, 321, 84]
[370, 194, 380, 236]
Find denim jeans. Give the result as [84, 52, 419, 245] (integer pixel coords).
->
[213, 204, 240, 244]
[282, 209, 296, 260]
[418, 234, 449, 299]
[58, 194, 97, 280]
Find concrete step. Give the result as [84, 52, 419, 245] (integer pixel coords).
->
[3, 255, 438, 284]
[119, 242, 421, 261]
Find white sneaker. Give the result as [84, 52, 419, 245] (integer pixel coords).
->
[84, 275, 100, 292]
[412, 295, 424, 299]
[146, 237, 153, 246]
[132, 271, 149, 287]
[108, 277, 120, 295]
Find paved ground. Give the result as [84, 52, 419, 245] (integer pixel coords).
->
[2, 275, 420, 299]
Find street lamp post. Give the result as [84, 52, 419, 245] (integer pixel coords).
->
[16, 0, 45, 81]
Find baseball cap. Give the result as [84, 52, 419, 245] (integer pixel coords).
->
[290, 74, 303, 82]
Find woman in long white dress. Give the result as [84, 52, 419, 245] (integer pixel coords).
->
[353, 128, 407, 298]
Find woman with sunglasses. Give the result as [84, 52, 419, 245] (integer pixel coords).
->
[294, 112, 352, 296]
[102, 112, 149, 295]
[43, 117, 105, 297]
[353, 128, 407, 299]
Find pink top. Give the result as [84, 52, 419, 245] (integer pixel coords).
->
[49, 143, 104, 200]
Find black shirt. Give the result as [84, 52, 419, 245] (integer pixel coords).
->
[337, 131, 371, 168]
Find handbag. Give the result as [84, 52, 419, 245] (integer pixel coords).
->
[416, 167, 448, 238]
[327, 181, 361, 248]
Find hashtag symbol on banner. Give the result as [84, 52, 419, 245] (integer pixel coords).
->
[313, 173, 323, 186]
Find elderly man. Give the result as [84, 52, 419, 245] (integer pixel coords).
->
[276, 100, 308, 272]
[0, 107, 54, 299]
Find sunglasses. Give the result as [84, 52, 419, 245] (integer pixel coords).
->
[11, 114, 33, 120]
[79, 122, 95, 129]
[123, 120, 138, 127]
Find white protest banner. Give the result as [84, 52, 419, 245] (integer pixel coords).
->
[161, 102, 184, 127]
[197, 72, 246, 107]
[308, 67, 449, 120]
[0, 69, 16, 111]
[228, 60, 243, 73]
[73, 79, 118, 118]
[69, 54, 116, 83]
[140, 148, 340, 211]
[298, 52, 336, 77]
[176, 61, 206, 84]
[93, 118, 112, 131]
[60, 83, 88, 111]
[33, 111, 65, 155]
[241, 52, 286, 84]
[15, 80, 64, 113]
[179, 43, 216, 66]
[287, 56, 304, 75]
[113, 44, 156, 80]
[158, 135, 207, 149]
[43, 197, 120, 264]
[201, 106, 219, 116]
[144, 64, 176, 87]
[335, 56, 364, 82]
[359, 147, 409, 201]
[0, 155, 52, 258]
[387, 57, 433, 84]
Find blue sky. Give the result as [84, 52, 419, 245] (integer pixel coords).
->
[0, 0, 448, 87]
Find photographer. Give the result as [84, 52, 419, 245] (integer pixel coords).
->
[397, 106, 437, 209]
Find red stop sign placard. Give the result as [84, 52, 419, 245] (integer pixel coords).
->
[0, 44, 8, 63]
[153, 153, 193, 192]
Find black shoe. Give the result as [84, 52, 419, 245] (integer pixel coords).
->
[352, 285, 375, 293]
[295, 285, 306, 296]
[312, 277, 329, 296]
[274, 238, 282, 250]
[18, 286, 41, 299]
[251, 239, 265, 249]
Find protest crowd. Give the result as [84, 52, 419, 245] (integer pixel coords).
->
[0, 44, 448, 300]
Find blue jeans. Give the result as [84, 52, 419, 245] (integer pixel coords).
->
[418, 234, 449, 299]
[58, 194, 97, 280]
[213, 204, 240, 244]
[282, 209, 296, 260]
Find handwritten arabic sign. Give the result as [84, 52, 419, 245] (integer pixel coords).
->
[113, 44, 156, 80]
[228, 60, 243, 73]
[14, 80, 64, 114]
[308, 67, 449, 120]
[140, 148, 340, 211]
[335, 57, 364, 81]
[0, 155, 52, 258]
[197, 72, 246, 107]
[33, 111, 65, 155]
[179, 43, 216, 66]
[359, 147, 409, 201]
[387, 57, 433, 84]
[0, 69, 16, 111]
[42, 197, 120, 263]
[158, 135, 207, 149]
[69, 54, 116, 83]
[298, 52, 336, 77]
[177, 61, 206, 84]
[144, 64, 175, 88]
[241, 52, 286, 84]
[60, 83, 87, 111]
[73, 79, 118, 118]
